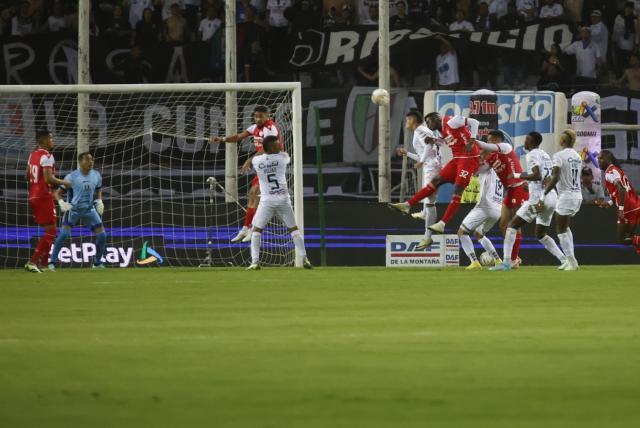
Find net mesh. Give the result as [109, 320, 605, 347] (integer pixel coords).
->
[0, 87, 297, 268]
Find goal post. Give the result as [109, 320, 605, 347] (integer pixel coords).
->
[0, 82, 305, 268]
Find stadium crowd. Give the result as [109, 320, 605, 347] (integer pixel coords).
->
[1, 0, 640, 93]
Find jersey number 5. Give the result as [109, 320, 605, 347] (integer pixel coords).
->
[267, 173, 280, 190]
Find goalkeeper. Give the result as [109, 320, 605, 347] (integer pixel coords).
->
[48, 152, 107, 270]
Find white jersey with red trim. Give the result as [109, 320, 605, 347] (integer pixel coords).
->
[246, 119, 282, 152]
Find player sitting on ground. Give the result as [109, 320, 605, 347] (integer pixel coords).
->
[475, 130, 529, 268]
[210, 105, 282, 243]
[48, 152, 107, 270]
[491, 131, 567, 271]
[390, 112, 481, 234]
[396, 110, 441, 250]
[247, 136, 312, 270]
[597, 150, 640, 254]
[458, 160, 504, 270]
[25, 130, 71, 273]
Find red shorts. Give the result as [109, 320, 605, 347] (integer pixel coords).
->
[439, 157, 480, 188]
[618, 207, 640, 225]
[504, 185, 529, 209]
[250, 175, 259, 187]
[29, 196, 56, 226]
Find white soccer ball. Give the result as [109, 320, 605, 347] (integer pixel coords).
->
[371, 88, 390, 106]
[479, 251, 494, 267]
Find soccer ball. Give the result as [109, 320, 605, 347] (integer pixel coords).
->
[479, 252, 494, 267]
[371, 88, 390, 106]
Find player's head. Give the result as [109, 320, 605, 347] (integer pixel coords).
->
[405, 110, 422, 130]
[262, 135, 280, 154]
[597, 150, 617, 170]
[424, 112, 441, 131]
[36, 130, 53, 150]
[524, 131, 542, 151]
[487, 130, 504, 145]
[78, 152, 94, 171]
[560, 128, 576, 148]
[254, 105, 270, 127]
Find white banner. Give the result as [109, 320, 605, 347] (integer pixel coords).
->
[386, 234, 459, 267]
[571, 91, 602, 185]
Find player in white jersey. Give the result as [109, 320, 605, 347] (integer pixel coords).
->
[539, 129, 583, 270]
[396, 111, 442, 250]
[458, 164, 504, 270]
[491, 132, 567, 271]
[247, 136, 312, 270]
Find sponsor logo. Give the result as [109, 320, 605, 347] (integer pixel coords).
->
[52, 243, 133, 267]
[136, 241, 163, 266]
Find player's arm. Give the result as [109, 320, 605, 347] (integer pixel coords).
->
[241, 149, 262, 173]
[43, 167, 71, 188]
[518, 165, 541, 181]
[209, 130, 251, 144]
[476, 140, 512, 154]
[53, 186, 72, 212]
[614, 181, 627, 219]
[542, 166, 560, 198]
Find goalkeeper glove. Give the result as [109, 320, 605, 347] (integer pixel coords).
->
[94, 199, 104, 215]
[57, 199, 72, 213]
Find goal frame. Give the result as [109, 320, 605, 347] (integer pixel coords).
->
[0, 82, 305, 267]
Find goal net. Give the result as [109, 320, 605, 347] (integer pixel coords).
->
[0, 83, 303, 268]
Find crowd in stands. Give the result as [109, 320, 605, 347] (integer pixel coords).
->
[1, 0, 640, 93]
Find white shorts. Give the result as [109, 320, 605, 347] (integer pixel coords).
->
[461, 206, 501, 235]
[555, 197, 582, 217]
[252, 199, 297, 229]
[421, 169, 440, 204]
[516, 191, 557, 226]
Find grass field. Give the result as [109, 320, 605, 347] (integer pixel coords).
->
[1, 266, 639, 427]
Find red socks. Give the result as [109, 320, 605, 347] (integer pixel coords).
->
[511, 233, 522, 261]
[441, 194, 461, 224]
[244, 207, 257, 227]
[31, 227, 56, 265]
[408, 183, 436, 206]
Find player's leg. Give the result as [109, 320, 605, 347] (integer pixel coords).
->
[491, 206, 531, 271]
[49, 210, 77, 270]
[389, 174, 444, 214]
[504, 187, 527, 267]
[536, 224, 566, 266]
[475, 230, 501, 266]
[231, 179, 259, 242]
[556, 198, 580, 270]
[458, 207, 485, 269]
[87, 209, 107, 268]
[431, 158, 478, 233]
[277, 203, 312, 268]
[247, 203, 272, 269]
[26, 197, 57, 273]
[416, 170, 439, 250]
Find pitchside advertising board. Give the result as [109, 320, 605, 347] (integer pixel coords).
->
[385, 235, 460, 267]
[571, 91, 602, 185]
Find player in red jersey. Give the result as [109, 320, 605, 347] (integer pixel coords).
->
[390, 112, 480, 236]
[25, 130, 70, 273]
[597, 150, 640, 254]
[475, 130, 529, 267]
[210, 105, 282, 243]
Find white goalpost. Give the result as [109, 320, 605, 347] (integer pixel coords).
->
[0, 82, 304, 268]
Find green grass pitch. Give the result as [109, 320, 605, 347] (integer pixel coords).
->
[1, 266, 639, 427]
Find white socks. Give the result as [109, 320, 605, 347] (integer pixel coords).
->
[558, 229, 578, 265]
[459, 234, 477, 262]
[539, 235, 566, 262]
[479, 236, 500, 260]
[502, 227, 517, 264]
[250, 231, 262, 264]
[424, 204, 436, 238]
[291, 230, 306, 258]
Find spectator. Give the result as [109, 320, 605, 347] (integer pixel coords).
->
[474, 2, 495, 31]
[434, 36, 460, 89]
[489, 0, 509, 20]
[390, 1, 413, 27]
[121, 45, 151, 83]
[104, 4, 131, 38]
[564, 0, 582, 22]
[164, 2, 187, 42]
[357, 57, 401, 87]
[565, 27, 602, 88]
[590, 10, 609, 64]
[243, 40, 271, 81]
[357, 0, 377, 25]
[516, 0, 538, 22]
[11, 1, 34, 36]
[539, 0, 562, 19]
[360, 2, 378, 24]
[336, 3, 356, 25]
[198, 6, 221, 41]
[133, 7, 162, 48]
[162, 0, 185, 21]
[406, 0, 427, 23]
[47, 1, 67, 33]
[182, 0, 200, 33]
[449, 9, 474, 32]
[538, 43, 568, 91]
[285, 0, 321, 35]
[613, 2, 638, 76]
[580, 167, 605, 204]
[323, 6, 337, 27]
[500, 2, 526, 87]
[265, 0, 291, 71]
[128, 0, 153, 29]
[617, 52, 640, 90]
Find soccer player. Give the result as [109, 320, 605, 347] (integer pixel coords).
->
[210, 105, 281, 243]
[597, 150, 640, 253]
[390, 112, 480, 234]
[396, 110, 441, 249]
[247, 136, 311, 270]
[458, 164, 504, 270]
[48, 152, 107, 270]
[491, 131, 567, 271]
[25, 130, 71, 273]
[475, 130, 529, 267]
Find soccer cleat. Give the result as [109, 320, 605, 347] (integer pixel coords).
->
[388, 202, 411, 214]
[465, 260, 482, 270]
[46, 263, 56, 272]
[411, 211, 425, 220]
[489, 262, 512, 271]
[92, 264, 106, 269]
[494, 257, 503, 266]
[24, 262, 42, 274]
[230, 227, 250, 243]
[428, 220, 445, 234]
[241, 229, 253, 243]
[246, 263, 261, 270]
[562, 261, 579, 271]
[416, 237, 434, 251]
[511, 257, 522, 269]
[557, 259, 569, 270]
[303, 257, 313, 269]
